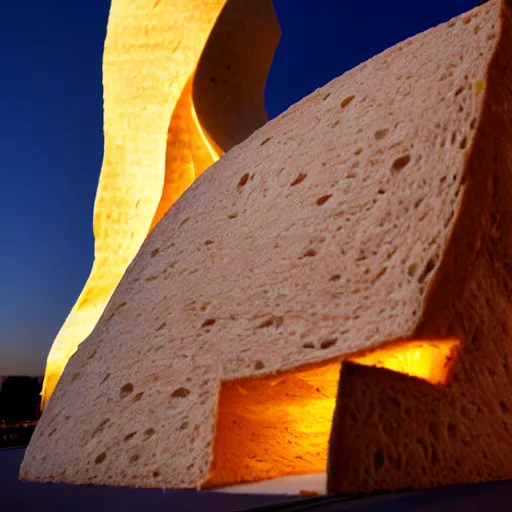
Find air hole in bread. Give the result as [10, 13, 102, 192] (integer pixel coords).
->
[91, 419, 110, 438]
[375, 128, 389, 140]
[260, 137, 272, 146]
[391, 155, 411, 174]
[129, 454, 140, 463]
[254, 361, 265, 370]
[320, 338, 338, 350]
[120, 383, 134, 398]
[124, 432, 137, 442]
[459, 136, 468, 149]
[132, 392, 144, 402]
[237, 173, 249, 188]
[257, 315, 284, 329]
[374, 267, 388, 281]
[150, 248, 160, 258]
[407, 263, 418, 277]
[340, 95, 355, 108]
[316, 195, 332, 206]
[444, 210, 455, 228]
[155, 322, 166, 332]
[114, 301, 127, 311]
[202, 318, 216, 327]
[172, 387, 191, 398]
[414, 197, 424, 210]
[290, 173, 307, 186]
[144, 428, 155, 438]
[329, 274, 341, 282]
[356, 249, 367, 262]
[95, 452, 107, 465]
[300, 249, 317, 259]
[418, 257, 437, 284]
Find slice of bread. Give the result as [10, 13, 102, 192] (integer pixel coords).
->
[22, 0, 512, 493]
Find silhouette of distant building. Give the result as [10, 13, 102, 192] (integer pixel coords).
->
[0, 376, 42, 423]
[0, 376, 42, 449]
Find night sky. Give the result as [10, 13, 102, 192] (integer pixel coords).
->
[0, 0, 478, 376]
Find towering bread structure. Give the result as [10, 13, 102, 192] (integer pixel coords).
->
[41, 0, 280, 407]
[24, 0, 512, 496]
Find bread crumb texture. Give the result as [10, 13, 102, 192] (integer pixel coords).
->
[21, 0, 512, 495]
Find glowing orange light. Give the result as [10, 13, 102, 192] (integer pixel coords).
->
[350, 339, 459, 385]
[207, 339, 459, 488]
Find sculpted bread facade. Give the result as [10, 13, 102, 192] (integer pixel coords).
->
[328, 0, 512, 492]
[22, 0, 512, 494]
[40, 0, 280, 408]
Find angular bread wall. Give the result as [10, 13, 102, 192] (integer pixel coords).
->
[328, 1, 512, 491]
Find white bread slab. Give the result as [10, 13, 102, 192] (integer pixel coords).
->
[23, 0, 512, 494]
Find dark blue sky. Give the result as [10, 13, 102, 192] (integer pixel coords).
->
[0, 0, 477, 375]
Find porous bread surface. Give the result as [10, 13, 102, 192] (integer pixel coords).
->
[40, 0, 229, 405]
[21, 0, 504, 490]
[41, 0, 280, 406]
[328, 0, 512, 493]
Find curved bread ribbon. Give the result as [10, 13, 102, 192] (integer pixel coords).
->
[41, 0, 280, 407]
